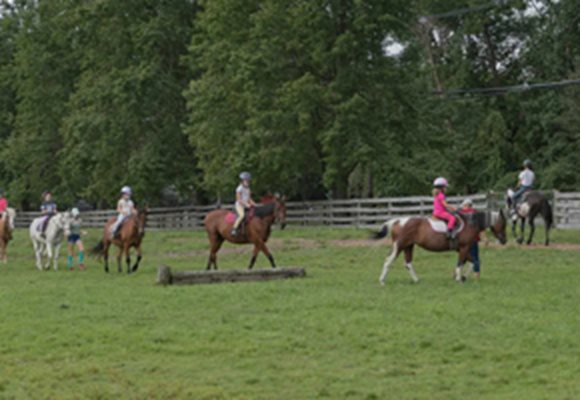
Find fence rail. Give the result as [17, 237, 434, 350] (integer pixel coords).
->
[12, 191, 580, 230]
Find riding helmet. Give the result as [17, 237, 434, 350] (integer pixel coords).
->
[121, 186, 132, 195]
[523, 159, 532, 168]
[239, 172, 252, 181]
[433, 177, 449, 188]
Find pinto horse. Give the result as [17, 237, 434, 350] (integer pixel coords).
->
[506, 189, 553, 246]
[203, 197, 287, 270]
[91, 208, 147, 273]
[0, 208, 16, 264]
[373, 210, 507, 285]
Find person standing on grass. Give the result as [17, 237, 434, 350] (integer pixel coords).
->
[460, 198, 482, 279]
[67, 207, 86, 271]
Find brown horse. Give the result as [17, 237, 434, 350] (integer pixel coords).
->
[92, 208, 147, 273]
[203, 197, 287, 270]
[0, 208, 16, 263]
[373, 210, 507, 285]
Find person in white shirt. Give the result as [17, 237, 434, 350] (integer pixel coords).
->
[512, 159, 535, 207]
[232, 172, 256, 236]
[111, 186, 136, 239]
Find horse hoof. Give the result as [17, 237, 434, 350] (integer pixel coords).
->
[461, 276, 467, 282]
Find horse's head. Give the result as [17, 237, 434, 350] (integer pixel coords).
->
[6, 208, 16, 231]
[137, 206, 148, 236]
[56, 211, 72, 237]
[274, 194, 287, 230]
[489, 209, 507, 245]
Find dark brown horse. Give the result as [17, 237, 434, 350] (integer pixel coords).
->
[203, 197, 287, 270]
[506, 189, 553, 246]
[92, 208, 147, 273]
[373, 210, 507, 285]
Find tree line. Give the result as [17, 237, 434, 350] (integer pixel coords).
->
[0, 0, 578, 209]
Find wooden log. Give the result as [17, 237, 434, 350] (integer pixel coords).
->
[157, 266, 306, 285]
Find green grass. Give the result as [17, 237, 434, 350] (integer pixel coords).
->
[0, 227, 578, 399]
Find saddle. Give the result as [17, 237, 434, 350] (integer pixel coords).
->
[224, 207, 255, 228]
[428, 216, 464, 235]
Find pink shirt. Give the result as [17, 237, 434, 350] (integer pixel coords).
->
[433, 192, 447, 214]
[0, 198, 7, 213]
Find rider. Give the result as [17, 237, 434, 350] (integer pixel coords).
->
[512, 159, 535, 210]
[111, 186, 136, 239]
[40, 191, 58, 236]
[0, 189, 8, 219]
[67, 207, 86, 271]
[432, 177, 457, 239]
[231, 171, 256, 236]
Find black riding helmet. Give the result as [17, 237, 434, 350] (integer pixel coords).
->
[523, 159, 532, 168]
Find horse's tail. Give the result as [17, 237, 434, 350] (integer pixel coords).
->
[544, 199, 553, 230]
[372, 219, 396, 240]
[91, 240, 105, 258]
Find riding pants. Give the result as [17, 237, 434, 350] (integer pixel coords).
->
[233, 203, 245, 229]
[433, 210, 456, 230]
[512, 185, 532, 205]
[111, 214, 127, 237]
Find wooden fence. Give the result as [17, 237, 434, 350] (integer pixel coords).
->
[12, 191, 580, 230]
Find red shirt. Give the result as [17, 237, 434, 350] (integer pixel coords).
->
[0, 198, 7, 213]
[461, 207, 480, 242]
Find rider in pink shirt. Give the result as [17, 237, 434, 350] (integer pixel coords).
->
[432, 177, 457, 238]
[0, 189, 7, 215]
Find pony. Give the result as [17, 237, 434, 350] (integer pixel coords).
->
[29, 212, 72, 271]
[0, 208, 16, 263]
[203, 196, 287, 270]
[506, 189, 553, 246]
[91, 208, 147, 274]
[373, 210, 507, 285]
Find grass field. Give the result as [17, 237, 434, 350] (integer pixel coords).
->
[0, 226, 578, 399]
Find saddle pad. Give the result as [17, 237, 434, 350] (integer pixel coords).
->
[225, 212, 236, 225]
[517, 202, 530, 218]
[428, 217, 465, 234]
[428, 218, 449, 233]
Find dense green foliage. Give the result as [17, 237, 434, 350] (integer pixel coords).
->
[1, 227, 579, 398]
[0, 0, 579, 207]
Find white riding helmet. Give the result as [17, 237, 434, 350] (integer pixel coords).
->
[433, 177, 449, 187]
[71, 207, 80, 217]
[121, 186, 132, 195]
[460, 198, 473, 208]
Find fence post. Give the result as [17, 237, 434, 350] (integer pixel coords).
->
[356, 199, 361, 228]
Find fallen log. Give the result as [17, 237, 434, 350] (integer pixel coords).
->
[157, 265, 306, 285]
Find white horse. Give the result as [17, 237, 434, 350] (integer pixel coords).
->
[29, 212, 72, 271]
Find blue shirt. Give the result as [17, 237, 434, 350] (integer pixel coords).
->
[41, 201, 57, 214]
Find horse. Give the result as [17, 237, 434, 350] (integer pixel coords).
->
[29, 212, 72, 271]
[91, 208, 147, 274]
[373, 210, 507, 285]
[506, 189, 553, 246]
[0, 208, 16, 263]
[203, 196, 287, 270]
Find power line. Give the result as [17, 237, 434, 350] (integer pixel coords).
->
[419, 0, 510, 23]
[433, 79, 580, 98]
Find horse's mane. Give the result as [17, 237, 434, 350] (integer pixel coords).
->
[254, 203, 275, 218]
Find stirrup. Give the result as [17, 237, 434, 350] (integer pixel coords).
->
[231, 228, 237, 236]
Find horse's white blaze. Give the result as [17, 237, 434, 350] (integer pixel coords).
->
[405, 262, 419, 283]
[379, 241, 398, 285]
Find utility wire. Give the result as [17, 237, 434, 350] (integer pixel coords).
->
[433, 79, 580, 98]
[419, 0, 510, 22]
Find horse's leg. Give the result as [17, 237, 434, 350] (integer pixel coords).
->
[258, 240, 276, 268]
[526, 216, 536, 245]
[131, 244, 142, 272]
[544, 215, 550, 246]
[248, 245, 260, 270]
[517, 218, 525, 244]
[116, 246, 123, 273]
[404, 245, 419, 283]
[53, 243, 62, 271]
[0, 240, 5, 264]
[455, 245, 470, 282]
[125, 244, 131, 274]
[207, 235, 223, 270]
[45, 243, 53, 270]
[32, 240, 43, 271]
[379, 241, 400, 286]
[511, 219, 517, 241]
[103, 240, 111, 273]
